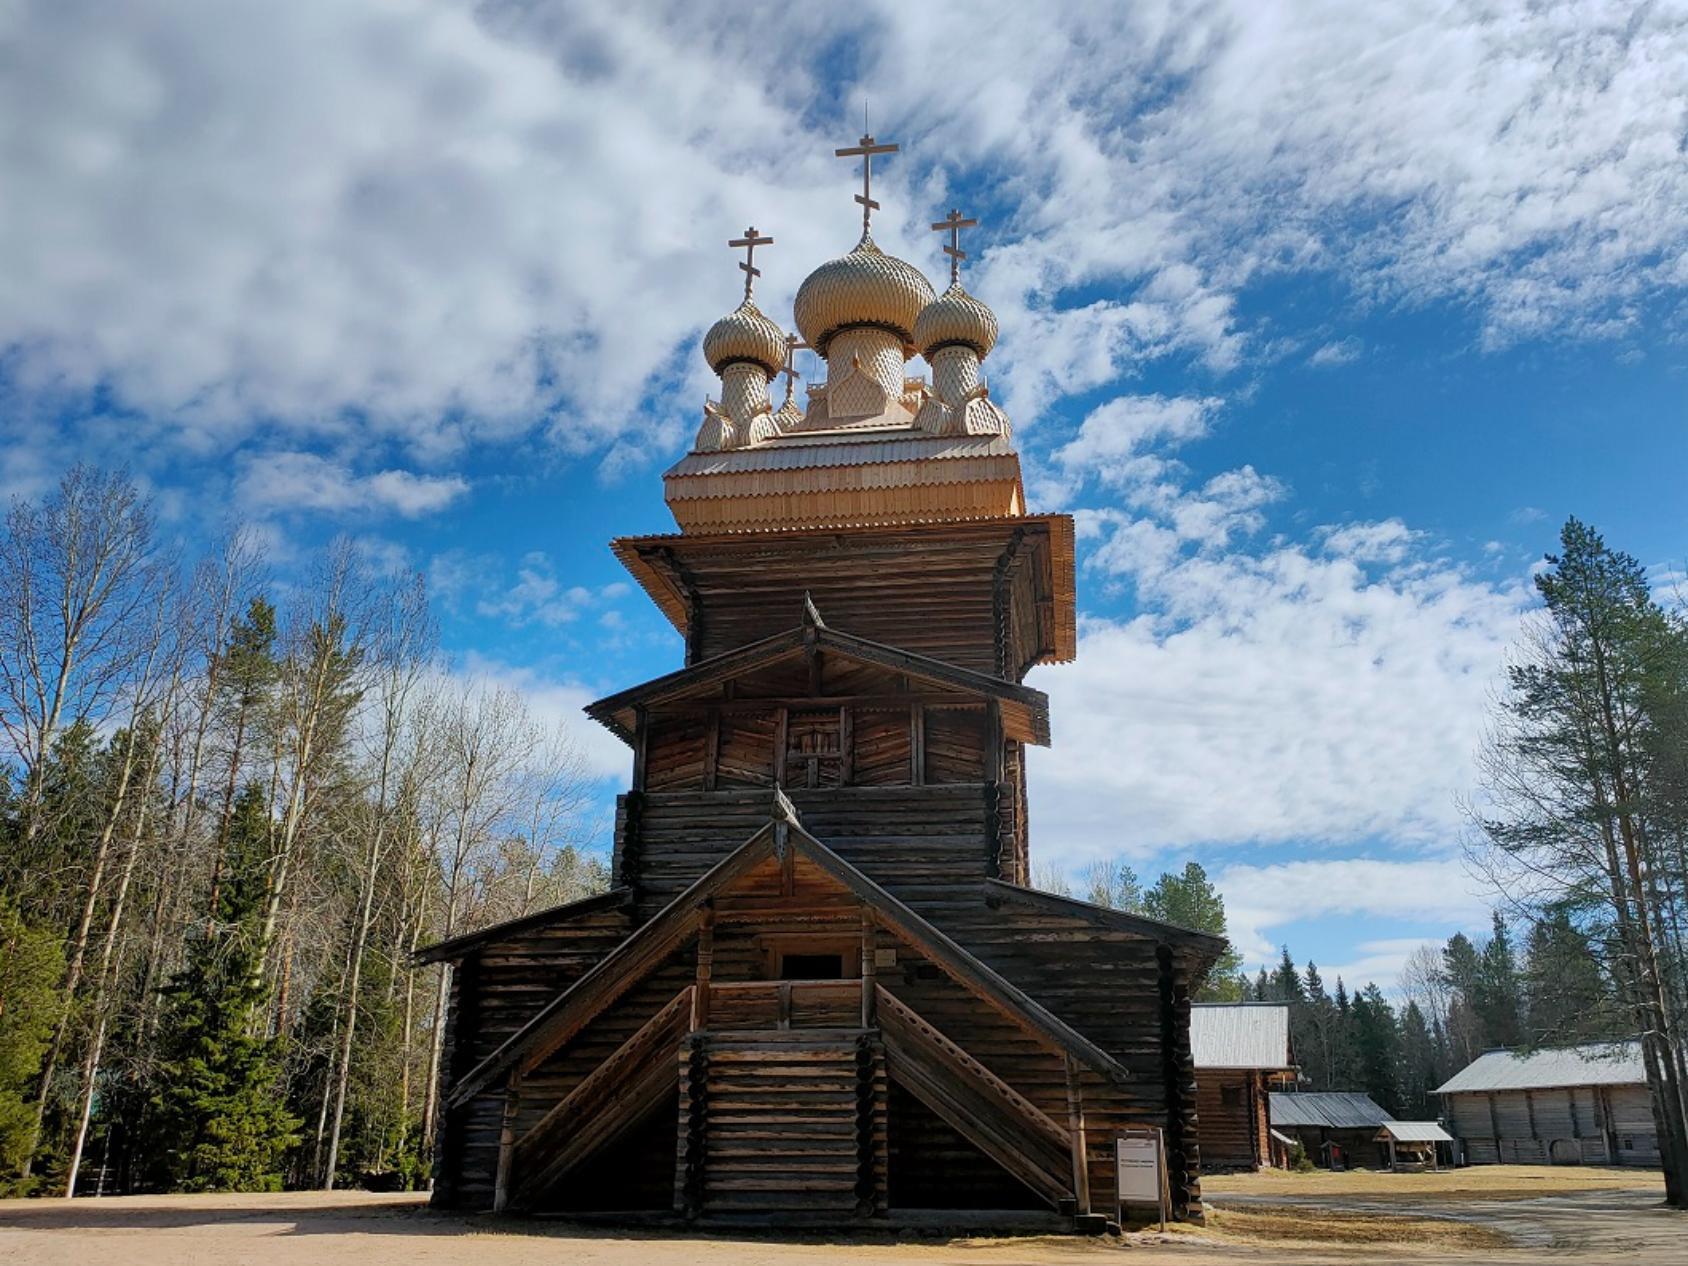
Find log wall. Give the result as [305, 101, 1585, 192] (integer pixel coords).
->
[1446, 1085, 1660, 1167]
[620, 518, 1069, 681]
[1194, 1070, 1266, 1170]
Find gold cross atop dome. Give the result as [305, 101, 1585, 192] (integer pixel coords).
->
[931, 208, 979, 285]
[835, 133, 899, 237]
[728, 226, 773, 301]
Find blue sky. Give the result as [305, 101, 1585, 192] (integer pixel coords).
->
[4, 1, 1686, 991]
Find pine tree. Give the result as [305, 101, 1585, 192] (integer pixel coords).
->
[0, 894, 63, 1192]
[146, 785, 300, 1191]
[1141, 863, 1244, 999]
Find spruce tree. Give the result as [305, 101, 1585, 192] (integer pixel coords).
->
[147, 785, 299, 1191]
[0, 894, 64, 1192]
[1351, 983, 1402, 1115]
[1477, 912, 1524, 1048]
[1524, 909, 1619, 1043]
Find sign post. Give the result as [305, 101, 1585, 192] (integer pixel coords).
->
[1115, 1128, 1169, 1232]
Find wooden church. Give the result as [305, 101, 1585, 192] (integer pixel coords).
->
[419, 135, 1225, 1229]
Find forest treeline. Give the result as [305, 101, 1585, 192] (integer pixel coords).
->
[0, 467, 608, 1196]
[1052, 518, 1688, 1207]
[0, 468, 1685, 1208]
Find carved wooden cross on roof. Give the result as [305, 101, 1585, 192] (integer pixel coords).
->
[931, 208, 978, 285]
[728, 226, 773, 301]
[777, 334, 806, 405]
[835, 133, 898, 237]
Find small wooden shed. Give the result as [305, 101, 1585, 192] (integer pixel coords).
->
[1436, 1042, 1657, 1166]
[1190, 1004, 1295, 1170]
[1376, 1121, 1453, 1171]
[1269, 1092, 1395, 1170]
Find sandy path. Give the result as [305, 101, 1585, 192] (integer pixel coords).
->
[1, 1181, 1680, 1266]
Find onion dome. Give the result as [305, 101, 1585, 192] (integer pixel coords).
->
[914, 282, 999, 359]
[793, 235, 936, 357]
[702, 299, 787, 378]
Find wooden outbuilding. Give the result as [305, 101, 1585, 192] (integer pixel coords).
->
[1190, 1003, 1294, 1170]
[417, 157, 1227, 1230]
[1376, 1121, 1453, 1171]
[1436, 1042, 1658, 1167]
[1269, 1092, 1395, 1170]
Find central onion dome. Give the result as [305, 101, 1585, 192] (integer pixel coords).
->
[793, 235, 936, 357]
[703, 298, 787, 378]
[914, 282, 999, 359]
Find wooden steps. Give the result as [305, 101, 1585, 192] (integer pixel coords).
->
[877, 988, 1073, 1209]
[678, 1029, 886, 1218]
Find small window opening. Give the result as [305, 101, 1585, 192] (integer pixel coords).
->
[779, 952, 845, 980]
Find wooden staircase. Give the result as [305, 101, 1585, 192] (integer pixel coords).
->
[678, 1028, 886, 1220]
[876, 987, 1074, 1209]
[507, 986, 693, 1209]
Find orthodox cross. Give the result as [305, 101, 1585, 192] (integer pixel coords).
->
[931, 207, 978, 285]
[777, 334, 806, 405]
[728, 226, 773, 301]
[835, 133, 899, 236]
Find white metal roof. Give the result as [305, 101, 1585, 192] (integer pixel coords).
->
[1434, 1041, 1645, 1095]
[1190, 1003, 1293, 1070]
[1270, 1092, 1395, 1129]
[1379, 1121, 1454, 1143]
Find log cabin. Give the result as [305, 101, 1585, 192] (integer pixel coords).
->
[1269, 1092, 1395, 1169]
[418, 137, 1227, 1229]
[1190, 1003, 1295, 1170]
[1436, 1042, 1659, 1167]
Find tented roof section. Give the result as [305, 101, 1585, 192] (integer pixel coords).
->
[1270, 1092, 1394, 1130]
[1190, 1003, 1293, 1070]
[1434, 1041, 1645, 1094]
[1379, 1121, 1454, 1143]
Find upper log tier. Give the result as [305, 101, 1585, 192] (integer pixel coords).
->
[613, 515, 1075, 681]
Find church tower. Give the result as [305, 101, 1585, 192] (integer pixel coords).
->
[421, 134, 1223, 1229]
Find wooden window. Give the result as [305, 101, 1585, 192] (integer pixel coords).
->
[1221, 1086, 1244, 1109]
[784, 707, 843, 788]
[759, 935, 861, 980]
[779, 953, 845, 980]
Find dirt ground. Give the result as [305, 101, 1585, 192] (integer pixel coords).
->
[0, 1168, 1679, 1266]
[1203, 1161, 1666, 1202]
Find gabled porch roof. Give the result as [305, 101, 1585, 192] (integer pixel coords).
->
[447, 791, 1125, 1108]
[583, 599, 1050, 746]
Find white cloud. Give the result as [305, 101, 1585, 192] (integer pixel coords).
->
[1030, 508, 1532, 859]
[1054, 395, 1223, 481]
[234, 451, 468, 518]
[457, 551, 630, 628]
[1319, 519, 1421, 566]
[1308, 338, 1363, 368]
[1215, 858, 1492, 966]
[453, 651, 630, 783]
[5, 0, 1685, 470]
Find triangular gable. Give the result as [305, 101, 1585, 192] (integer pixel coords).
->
[984, 879, 1228, 958]
[584, 601, 1050, 746]
[448, 793, 1125, 1108]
